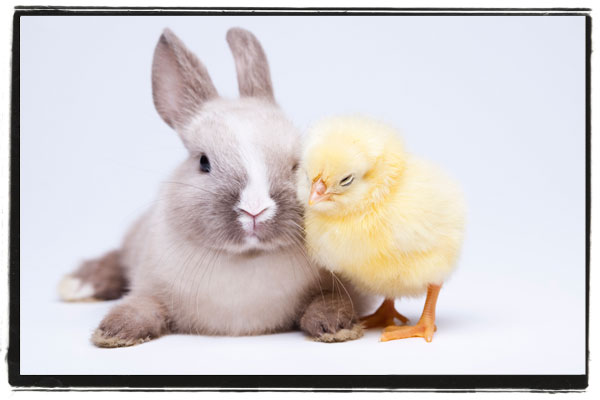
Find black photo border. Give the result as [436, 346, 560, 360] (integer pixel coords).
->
[7, 6, 591, 392]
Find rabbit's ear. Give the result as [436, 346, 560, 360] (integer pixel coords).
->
[226, 28, 274, 102]
[152, 28, 218, 129]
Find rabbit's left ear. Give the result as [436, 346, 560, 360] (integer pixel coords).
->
[152, 28, 218, 130]
[226, 28, 275, 102]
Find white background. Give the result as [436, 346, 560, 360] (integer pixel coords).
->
[18, 15, 586, 375]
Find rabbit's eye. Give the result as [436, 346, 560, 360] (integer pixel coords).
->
[291, 162, 299, 172]
[199, 155, 211, 173]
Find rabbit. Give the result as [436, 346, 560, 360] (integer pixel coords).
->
[57, 27, 371, 347]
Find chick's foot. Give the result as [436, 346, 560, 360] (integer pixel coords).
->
[380, 284, 442, 342]
[380, 321, 437, 342]
[361, 298, 409, 329]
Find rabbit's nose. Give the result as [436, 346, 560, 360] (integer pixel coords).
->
[239, 207, 268, 220]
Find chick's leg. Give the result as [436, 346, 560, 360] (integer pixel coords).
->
[380, 284, 441, 343]
[360, 298, 409, 329]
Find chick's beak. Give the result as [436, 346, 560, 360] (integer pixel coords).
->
[309, 179, 330, 206]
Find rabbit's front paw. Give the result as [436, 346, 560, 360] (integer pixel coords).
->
[299, 293, 363, 343]
[91, 295, 169, 348]
[91, 328, 152, 348]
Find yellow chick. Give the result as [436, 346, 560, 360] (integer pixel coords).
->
[297, 116, 466, 342]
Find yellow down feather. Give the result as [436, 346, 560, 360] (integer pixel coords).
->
[298, 116, 466, 298]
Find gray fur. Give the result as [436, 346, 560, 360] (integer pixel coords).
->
[165, 98, 303, 252]
[74, 250, 127, 300]
[61, 27, 372, 347]
[227, 28, 275, 101]
[152, 28, 218, 131]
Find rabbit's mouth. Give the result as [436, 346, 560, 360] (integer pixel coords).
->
[222, 216, 301, 254]
[240, 223, 274, 248]
[223, 233, 280, 254]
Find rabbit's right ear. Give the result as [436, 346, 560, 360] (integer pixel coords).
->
[226, 28, 274, 102]
[152, 28, 218, 130]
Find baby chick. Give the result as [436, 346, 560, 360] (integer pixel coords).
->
[298, 116, 465, 342]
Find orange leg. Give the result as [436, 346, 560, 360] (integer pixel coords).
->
[380, 284, 441, 343]
[361, 298, 409, 329]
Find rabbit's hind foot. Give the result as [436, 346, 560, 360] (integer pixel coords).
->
[58, 275, 98, 302]
[58, 249, 128, 302]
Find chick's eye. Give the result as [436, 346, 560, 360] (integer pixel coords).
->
[340, 174, 354, 187]
[199, 155, 211, 173]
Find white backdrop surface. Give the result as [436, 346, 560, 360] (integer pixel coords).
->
[19, 15, 586, 375]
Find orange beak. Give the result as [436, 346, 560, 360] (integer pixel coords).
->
[309, 178, 330, 206]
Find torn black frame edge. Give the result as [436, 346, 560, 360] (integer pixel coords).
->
[7, 7, 591, 391]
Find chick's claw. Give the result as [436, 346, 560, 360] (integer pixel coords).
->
[361, 298, 409, 329]
[380, 321, 437, 342]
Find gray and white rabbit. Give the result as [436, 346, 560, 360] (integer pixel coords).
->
[58, 27, 369, 347]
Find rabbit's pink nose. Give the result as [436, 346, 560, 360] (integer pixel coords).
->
[240, 207, 269, 233]
[240, 207, 268, 220]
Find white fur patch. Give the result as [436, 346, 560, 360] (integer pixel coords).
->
[232, 116, 277, 234]
[57, 276, 95, 302]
